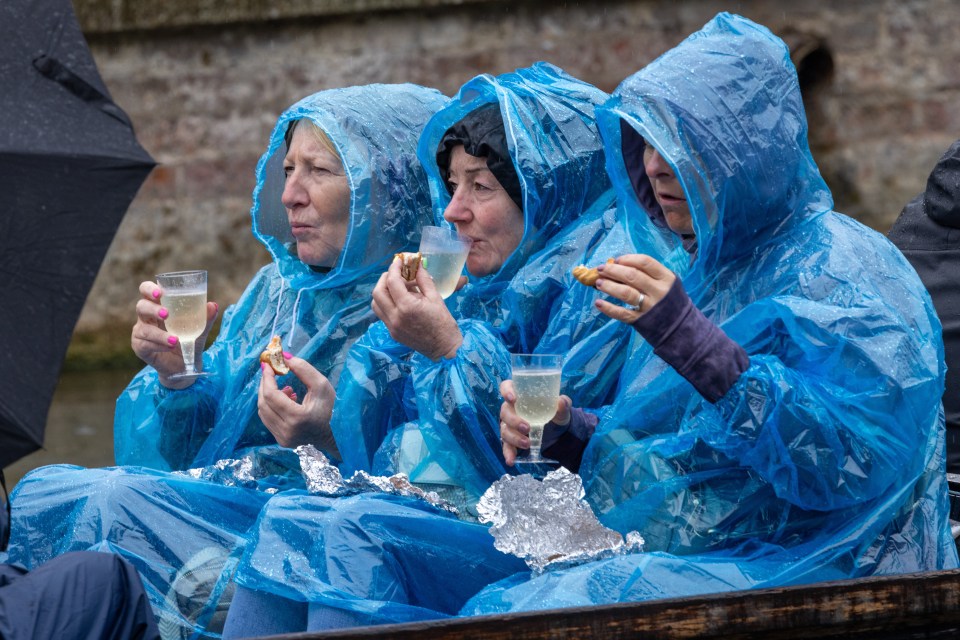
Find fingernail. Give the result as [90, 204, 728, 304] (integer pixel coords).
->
[595, 279, 604, 288]
[596, 264, 605, 271]
[167, 336, 178, 346]
[158, 308, 169, 319]
[283, 351, 293, 359]
[261, 362, 267, 371]
[214, 303, 219, 312]
[152, 288, 161, 299]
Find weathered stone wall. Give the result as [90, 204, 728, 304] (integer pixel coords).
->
[67, 0, 960, 366]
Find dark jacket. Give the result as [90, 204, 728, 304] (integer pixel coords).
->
[888, 140, 960, 474]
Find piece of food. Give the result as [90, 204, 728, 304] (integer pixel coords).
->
[395, 251, 422, 281]
[572, 258, 614, 287]
[260, 335, 290, 375]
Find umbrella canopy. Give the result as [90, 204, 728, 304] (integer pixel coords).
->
[0, 0, 155, 468]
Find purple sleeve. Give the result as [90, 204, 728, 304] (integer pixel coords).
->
[632, 278, 749, 403]
[541, 408, 598, 473]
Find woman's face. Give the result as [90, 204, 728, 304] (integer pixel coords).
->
[442, 145, 524, 277]
[642, 143, 694, 236]
[281, 125, 351, 268]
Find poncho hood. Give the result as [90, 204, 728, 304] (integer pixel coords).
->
[417, 62, 612, 294]
[598, 13, 834, 298]
[251, 84, 448, 291]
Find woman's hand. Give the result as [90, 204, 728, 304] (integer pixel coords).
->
[499, 379, 572, 466]
[371, 257, 463, 361]
[131, 280, 219, 389]
[258, 355, 340, 459]
[594, 254, 676, 323]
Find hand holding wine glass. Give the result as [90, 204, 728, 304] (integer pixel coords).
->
[132, 276, 218, 388]
[131, 270, 218, 387]
[499, 377, 572, 466]
[371, 257, 463, 360]
[418, 225, 472, 299]
[506, 354, 564, 466]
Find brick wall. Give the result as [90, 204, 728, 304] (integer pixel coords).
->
[67, 0, 960, 365]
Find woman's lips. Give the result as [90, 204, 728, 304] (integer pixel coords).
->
[657, 191, 685, 204]
[290, 224, 312, 238]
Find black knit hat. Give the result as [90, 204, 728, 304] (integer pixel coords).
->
[436, 104, 524, 210]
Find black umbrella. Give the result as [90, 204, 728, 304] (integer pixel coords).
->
[0, 0, 156, 469]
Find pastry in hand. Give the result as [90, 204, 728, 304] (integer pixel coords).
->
[572, 258, 614, 287]
[395, 251, 422, 281]
[260, 335, 290, 375]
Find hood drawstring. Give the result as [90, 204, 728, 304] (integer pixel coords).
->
[288, 288, 304, 350]
[266, 267, 307, 353]
[269, 271, 287, 340]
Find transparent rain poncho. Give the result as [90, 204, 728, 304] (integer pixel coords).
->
[114, 84, 447, 471]
[330, 63, 669, 507]
[7, 84, 448, 639]
[229, 64, 670, 626]
[462, 13, 958, 615]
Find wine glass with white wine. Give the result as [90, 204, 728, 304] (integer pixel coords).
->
[510, 353, 563, 466]
[156, 270, 213, 380]
[418, 225, 472, 299]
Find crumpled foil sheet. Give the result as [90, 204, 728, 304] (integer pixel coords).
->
[177, 445, 458, 515]
[295, 445, 458, 515]
[477, 467, 644, 573]
[175, 448, 299, 493]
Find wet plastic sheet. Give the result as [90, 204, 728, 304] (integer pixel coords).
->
[462, 13, 958, 614]
[8, 464, 270, 637]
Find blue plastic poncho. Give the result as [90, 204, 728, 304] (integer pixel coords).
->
[8, 84, 448, 639]
[228, 64, 670, 627]
[462, 13, 957, 615]
[330, 63, 668, 506]
[115, 84, 447, 471]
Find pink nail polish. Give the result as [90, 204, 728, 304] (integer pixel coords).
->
[167, 336, 178, 346]
[158, 308, 169, 319]
[261, 362, 267, 371]
[152, 288, 161, 299]
[283, 351, 293, 359]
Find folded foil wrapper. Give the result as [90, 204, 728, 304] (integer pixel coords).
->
[177, 444, 458, 515]
[478, 467, 644, 573]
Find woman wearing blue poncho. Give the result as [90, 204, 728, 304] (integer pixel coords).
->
[479, 13, 957, 614]
[115, 84, 446, 470]
[325, 63, 655, 507]
[7, 84, 447, 638]
[220, 63, 669, 636]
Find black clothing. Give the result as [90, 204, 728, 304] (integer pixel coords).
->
[0, 551, 160, 640]
[888, 140, 960, 473]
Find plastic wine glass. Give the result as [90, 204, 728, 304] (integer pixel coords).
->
[156, 270, 212, 380]
[511, 353, 563, 466]
[418, 226, 472, 299]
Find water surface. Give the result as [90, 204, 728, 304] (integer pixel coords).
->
[4, 367, 141, 488]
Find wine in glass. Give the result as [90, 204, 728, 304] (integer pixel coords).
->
[511, 353, 563, 465]
[156, 270, 212, 380]
[418, 225, 472, 299]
